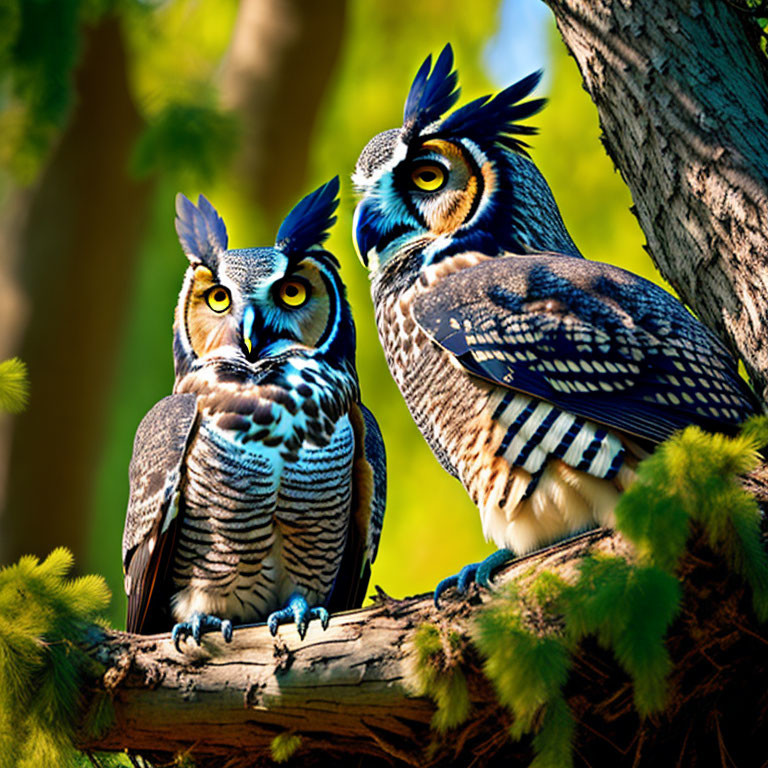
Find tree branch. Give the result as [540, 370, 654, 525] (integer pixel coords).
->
[542, 0, 768, 402]
[74, 521, 768, 766]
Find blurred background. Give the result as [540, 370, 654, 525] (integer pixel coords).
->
[0, 0, 656, 627]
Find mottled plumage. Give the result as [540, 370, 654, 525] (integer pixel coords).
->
[122, 178, 385, 642]
[352, 45, 758, 599]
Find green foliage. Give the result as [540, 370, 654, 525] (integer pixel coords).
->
[131, 102, 240, 184]
[0, 357, 29, 414]
[0, 0, 93, 180]
[0, 548, 111, 768]
[404, 622, 471, 732]
[270, 732, 302, 764]
[470, 419, 768, 765]
[473, 583, 573, 766]
[616, 419, 768, 620]
[561, 557, 680, 714]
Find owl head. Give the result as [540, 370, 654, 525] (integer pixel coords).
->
[172, 177, 355, 379]
[352, 44, 581, 277]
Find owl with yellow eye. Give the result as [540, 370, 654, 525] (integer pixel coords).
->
[121, 177, 386, 645]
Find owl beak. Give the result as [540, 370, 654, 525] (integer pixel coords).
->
[352, 199, 377, 270]
[241, 305, 260, 360]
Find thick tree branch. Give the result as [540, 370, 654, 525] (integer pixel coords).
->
[75, 523, 768, 767]
[542, 0, 768, 402]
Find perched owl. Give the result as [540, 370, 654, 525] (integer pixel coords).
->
[122, 178, 386, 644]
[352, 45, 759, 604]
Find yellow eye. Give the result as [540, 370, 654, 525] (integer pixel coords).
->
[411, 164, 446, 191]
[277, 278, 310, 308]
[205, 285, 231, 313]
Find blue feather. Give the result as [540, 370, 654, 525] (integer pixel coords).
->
[174, 193, 228, 268]
[440, 70, 545, 155]
[403, 44, 460, 139]
[276, 176, 340, 254]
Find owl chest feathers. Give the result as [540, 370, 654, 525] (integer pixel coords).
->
[373, 264, 639, 555]
[170, 359, 356, 623]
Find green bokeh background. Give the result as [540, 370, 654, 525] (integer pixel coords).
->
[2, 0, 658, 627]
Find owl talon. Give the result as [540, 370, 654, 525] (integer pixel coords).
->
[476, 548, 514, 589]
[267, 595, 330, 640]
[433, 549, 515, 608]
[171, 612, 234, 650]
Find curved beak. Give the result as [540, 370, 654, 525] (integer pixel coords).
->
[352, 198, 379, 270]
[241, 305, 260, 360]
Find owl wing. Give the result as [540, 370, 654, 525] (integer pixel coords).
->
[412, 254, 758, 445]
[122, 393, 199, 634]
[327, 401, 387, 612]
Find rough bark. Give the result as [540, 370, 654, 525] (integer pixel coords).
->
[219, 0, 346, 226]
[75, 526, 768, 767]
[0, 16, 152, 565]
[541, 0, 768, 403]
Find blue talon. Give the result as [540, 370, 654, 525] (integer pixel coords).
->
[172, 612, 234, 650]
[434, 549, 515, 608]
[267, 594, 330, 640]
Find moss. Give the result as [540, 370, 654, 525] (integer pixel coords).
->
[270, 732, 302, 763]
[470, 418, 768, 765]
[403, 622, 471, 732]
[0, 548, 111, 768]
[0, 357, 29, 414]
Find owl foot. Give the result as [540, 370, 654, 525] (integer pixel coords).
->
[172, 612, 234, 650]
[433, 548, 515, 608]
[267, 594, 330, 640]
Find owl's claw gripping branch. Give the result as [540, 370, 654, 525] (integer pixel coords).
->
[171, 612, 234, 650]
[267, 594, 330, 640]
[433, 548, 515, 608]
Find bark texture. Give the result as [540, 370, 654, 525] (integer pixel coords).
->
[220, 0, 346, 226]
[76, 527, 768, 767]
[543, 0, 768, 403]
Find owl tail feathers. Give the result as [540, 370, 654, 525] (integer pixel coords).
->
[175, 192, 229, 268]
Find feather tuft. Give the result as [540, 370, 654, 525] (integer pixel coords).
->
[174, 193, 228, 268]
[403, 44, 460, 139]
[276, 176, 340, 255]
[439, 70, 545, 156]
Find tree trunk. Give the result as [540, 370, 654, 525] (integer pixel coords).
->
[0, 16, 152, 565]
[76, 526, 768, 767]
[541, 0, 768, 403]
[219, 0, 346, 228]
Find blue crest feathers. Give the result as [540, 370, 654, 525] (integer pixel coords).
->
[403, 44, 460, 140]
[276, 176, 340, 254]
[440, 69, 545, 155]
[175, 193, 228, 268]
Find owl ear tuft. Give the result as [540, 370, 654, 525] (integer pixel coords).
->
[276, 177, 340, 255]
[438, 70, 546, 156]
[402, 44, 460, 141]
[175, 193, 229, 268]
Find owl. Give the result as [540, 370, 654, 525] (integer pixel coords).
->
[122, 177, 386, 644]
[351, 45, 759, 604]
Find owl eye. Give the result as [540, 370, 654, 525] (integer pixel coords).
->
[276, 277, 311, 309]
[205, 285, 231, 313]
[411, 163, 446, 192]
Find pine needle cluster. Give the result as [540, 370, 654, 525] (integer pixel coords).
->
[0, 357, 29, 414]
[270, 732, 302, 763]
[0, 548, 112, 768]
[402, 622, 471, 732]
